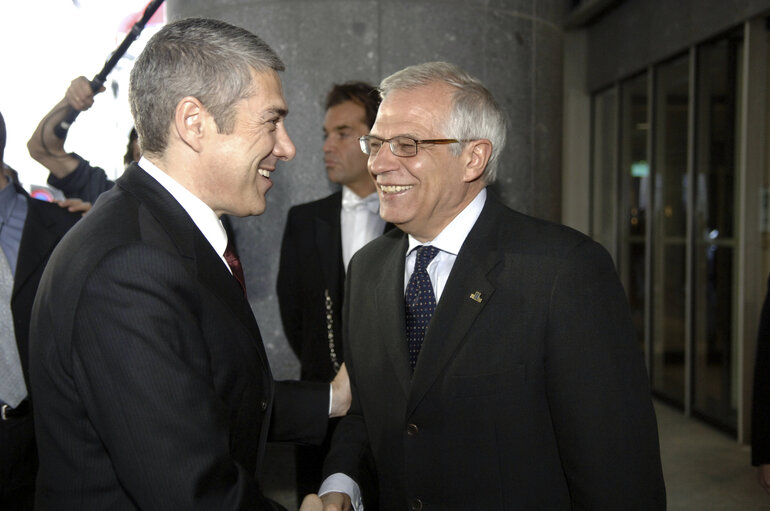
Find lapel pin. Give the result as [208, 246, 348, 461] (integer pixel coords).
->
[469, 291, 483, 303]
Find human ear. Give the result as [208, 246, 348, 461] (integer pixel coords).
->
[174, 97, 206, 152]
[463, 139, 492, 183]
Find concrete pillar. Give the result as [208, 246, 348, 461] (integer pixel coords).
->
[168, 0, 569, 380]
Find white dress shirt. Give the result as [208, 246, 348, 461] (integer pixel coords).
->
[340, 186, 385, 271]
[138, 157, 231, 272]
[319, 188, 488, 509]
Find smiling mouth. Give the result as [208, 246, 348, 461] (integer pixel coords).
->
[380, 184, 414, 194]
[258, 168, 272, 178]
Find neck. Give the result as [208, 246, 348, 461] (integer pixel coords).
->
[346, 179, 376, 198]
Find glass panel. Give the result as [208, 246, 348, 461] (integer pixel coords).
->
[591, 88, 619, 260]
[619, 73, 649, 354]
[692, 30, 742, 431]
[651, 55, 690, 405]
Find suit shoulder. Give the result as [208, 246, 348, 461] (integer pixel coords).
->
[27, 197, 81, 231]
[287, 191, 341, 218]
[490, 201, 608, 261]
[352, 226, 403, 263]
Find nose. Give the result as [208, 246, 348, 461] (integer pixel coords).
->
[322, 135, 334, 153]
[368, 140, 399, 176]
[275, 124, 296, 161]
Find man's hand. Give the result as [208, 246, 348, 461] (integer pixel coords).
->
[758, 464, 770, 493]
[56, 198, 92, 216]
[299, 492, 351, 511]
[329, 363, 351, 418]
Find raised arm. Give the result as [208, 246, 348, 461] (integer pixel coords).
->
[27, 76, 104, 179]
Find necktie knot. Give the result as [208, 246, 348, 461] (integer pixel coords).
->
[224, 241, 247, 297]
[414, 245, 439, 272]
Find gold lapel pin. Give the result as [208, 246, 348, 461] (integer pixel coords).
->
[469, 291, 483, 303]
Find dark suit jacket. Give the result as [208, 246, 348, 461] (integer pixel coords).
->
[278, 191, 346, 382]
[752, 274, 770, 465]
[12, 185, 80, 387]
[277, 191, 391, 383]
[323, 192, 666, 510]
[29, 164, 329, 510]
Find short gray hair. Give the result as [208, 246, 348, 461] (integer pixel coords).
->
[129, 17, 284, 156]
[379, 62, 507, 183]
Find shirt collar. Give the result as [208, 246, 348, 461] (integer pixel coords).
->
[407, 187, 487, 256]
[138, 157, 229, 258]
[341, 185, 380, 214]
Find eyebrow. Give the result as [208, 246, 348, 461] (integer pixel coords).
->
[265, 107, 289, 119]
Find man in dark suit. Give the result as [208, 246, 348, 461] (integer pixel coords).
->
[277, 82, 384, 506]
[0, 111, 80, 509]
[29, 18, 349, 510]
[302, 62, 666, 510]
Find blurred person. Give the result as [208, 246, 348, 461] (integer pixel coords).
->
[29, 18, 349, 511]
[0, 111, 80, 510]
[27, 76, 131, 204]
[277, 81, 386, 507]
[302, 62, 666, 510]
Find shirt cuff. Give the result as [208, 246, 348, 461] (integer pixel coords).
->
[328, 384, 333, 416]
[319, 473, 363, 511]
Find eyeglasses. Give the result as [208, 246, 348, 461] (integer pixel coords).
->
[359, 135, 466, 158]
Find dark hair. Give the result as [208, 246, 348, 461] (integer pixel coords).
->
[130, 17, 284, 156]
[325, 81, 380, 129]
[124, 127, 139, 167]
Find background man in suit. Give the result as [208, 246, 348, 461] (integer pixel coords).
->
[302, 62, 666, 510]
[29, 18, 349, 510]
[0, 111, 80, 509]
[277, 81, 383, 506]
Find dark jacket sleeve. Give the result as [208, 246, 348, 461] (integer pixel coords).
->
[752, 275, 770, 465]
[46, 153, 114, 203]
[276, 206, 304, 358]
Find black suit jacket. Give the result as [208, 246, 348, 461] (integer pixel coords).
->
[29, 164, 329, 510]
[277, 191, 391, 382]
[12, 185, 80, 388]
[323, 192, 666, 510]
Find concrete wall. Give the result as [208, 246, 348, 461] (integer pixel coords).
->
[167, 0, 570, 380]
[586, 0, 770, 91]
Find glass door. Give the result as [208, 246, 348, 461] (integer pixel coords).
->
[619, 73, 650, 354]
[651, 55, 690, 406]
[691, 31, 743, 430]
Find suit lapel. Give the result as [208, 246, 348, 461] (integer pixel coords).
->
[373, 234, 413, 397]
[118, 165, 264, 364]
[315, 192, 343, 301]
[407, 195, 503, 416]
[12, 197, 58, 298]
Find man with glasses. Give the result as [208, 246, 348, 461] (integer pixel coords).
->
[302, 61, 666, 510]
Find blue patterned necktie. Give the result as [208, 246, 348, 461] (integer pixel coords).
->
[405, 245, 439, 370]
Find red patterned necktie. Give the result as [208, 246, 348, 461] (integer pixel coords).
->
[224, 241, 247, 297]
